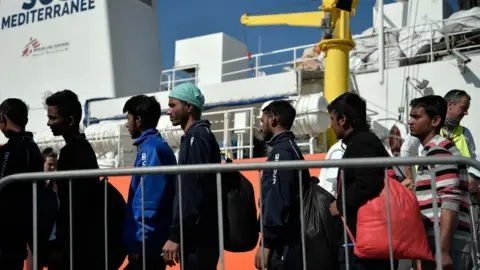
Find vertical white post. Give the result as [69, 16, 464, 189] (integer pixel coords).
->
[378, 0, 385, 85]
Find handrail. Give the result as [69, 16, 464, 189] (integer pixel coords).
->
[159, 64, 199, 90]
[220, 11, 480, 78]
[1, 156, 478, 191]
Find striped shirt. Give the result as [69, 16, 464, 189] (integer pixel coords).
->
[415, 135, 471, 251]
[401, 129, 480, 178]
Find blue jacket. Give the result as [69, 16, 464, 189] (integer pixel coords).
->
[123, 129, 177, 254]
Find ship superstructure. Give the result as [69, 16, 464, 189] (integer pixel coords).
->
[1, 0, 480, 167]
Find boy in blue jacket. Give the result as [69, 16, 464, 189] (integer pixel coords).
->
[123, 95, 177, 270]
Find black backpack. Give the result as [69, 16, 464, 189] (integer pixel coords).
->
[98, 177, 128, 269]
[221, 159, 259, 252]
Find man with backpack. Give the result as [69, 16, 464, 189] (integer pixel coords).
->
[255, 100, 310, 270]
[162, 83, 221, 270]
[123, 95, 177, 270]
[0, 98, 45, 270]
[45, 90, 126, 269]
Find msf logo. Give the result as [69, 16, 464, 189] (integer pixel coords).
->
[22, 38, 40, 57]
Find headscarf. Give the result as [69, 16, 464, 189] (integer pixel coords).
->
[168, 83, 205, 111]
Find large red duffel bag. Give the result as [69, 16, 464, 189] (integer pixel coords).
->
[340, 169, 434, 261]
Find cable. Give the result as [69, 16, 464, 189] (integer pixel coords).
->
[242, 27, 256, 77]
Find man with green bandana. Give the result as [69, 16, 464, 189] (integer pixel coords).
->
[162, 83, 221, 270]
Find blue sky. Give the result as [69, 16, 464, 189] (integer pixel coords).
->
[156, 0, 459, 69]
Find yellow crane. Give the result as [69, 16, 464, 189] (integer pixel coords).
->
[241, 0, 359, 149]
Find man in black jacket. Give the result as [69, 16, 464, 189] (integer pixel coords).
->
[0, 98, 44, 270]
[254, 100, 310, 270]
[326, 93, 394, 270]
[46, 90, 126, 270]
[162, 83, 221, 270]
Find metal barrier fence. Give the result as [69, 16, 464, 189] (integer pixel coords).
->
[1, 156, 480, 270]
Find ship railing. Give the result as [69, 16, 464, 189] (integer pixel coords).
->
[202, 107, 261, 160]
[160, 64, 199, 91]
[221, 11, 480, 78]
[352, 10, 480, 71]
[2, 156, 480, 270]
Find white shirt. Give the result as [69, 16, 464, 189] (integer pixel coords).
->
[400, 128, 479, 177]
[318, 140, 345, 197]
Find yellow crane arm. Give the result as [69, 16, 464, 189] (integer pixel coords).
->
[240, 0, 360, 151]
[240, 12, 325, 28]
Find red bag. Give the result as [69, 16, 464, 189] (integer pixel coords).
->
[340, 169, 434, 261]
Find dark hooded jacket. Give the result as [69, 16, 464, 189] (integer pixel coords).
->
[336, 129, 389, 240]
[0, 131, 44, 258]
[55, 134, 104, 259]
[260, 131, 310, 249]
[169, 120, 221, 246]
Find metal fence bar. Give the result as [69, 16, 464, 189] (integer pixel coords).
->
[470, 200, 480, 267]
[216, 172, 225, 270]
[104, 177, 109, 269]
[258, 170, 265, 270]
[298, 170, 307, 270]
[1, 157, 478, 187]
[430, 168, 443, 270]
[385, 168, 395, 270]
[141, 174, 146, 270]
[32, 182, 38, 270]
[69, 179, 73, 270]
[178, 174, 185, 270]
[340, 169, 350, 270]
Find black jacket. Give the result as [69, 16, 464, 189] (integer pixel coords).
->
[260, 131, 310, 249]
[55, 134, 104, 255]
[0, 131, 44, 256]
[336, 129, 389, 240]
[169, 120, 221, 245]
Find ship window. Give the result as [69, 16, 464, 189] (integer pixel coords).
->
[138, 0, 153, 6]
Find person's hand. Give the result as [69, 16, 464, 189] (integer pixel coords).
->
[440, 251, 453, 270]
[162, 240, 180, 267]
[127, 254, 141, 268]
[254, 246, 271, 269]
[128, 253, 140, 260]
[401, 178, 413, 190]
[329, 200, 340, 216]
[468, 177, 479, 193]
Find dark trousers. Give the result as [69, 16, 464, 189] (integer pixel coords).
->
[125, 255, 166, 270]
[182, 244, 219, 270]
[268, 243, 303, 270]
[46, 242, 106, 270]
[49, 250, 128, 270]
[48, 255, 105, 270]
[0, 245, 26, 270]
[339, 246, 398, 270]
[0, 254, 24, 270]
